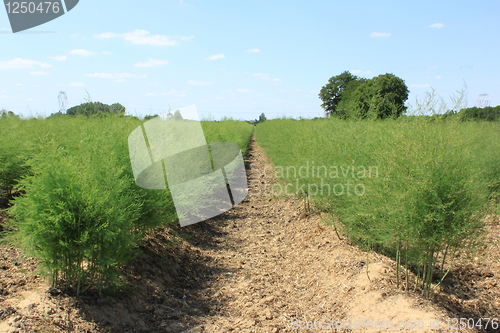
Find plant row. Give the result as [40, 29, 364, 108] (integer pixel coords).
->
[256, 117, 500, 295]
[0, 114, 253, 295]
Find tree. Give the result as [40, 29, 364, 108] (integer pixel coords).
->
[337, 80, 374, 119]
[258, 113, 267, 122]
[0, 109, 19, 118]
[370, 73, 409, 118]
[319, 71, 366, 117]
[110, 103, 126, 114]
[325, 73, 409, 120]
[66, 102, 126, 117]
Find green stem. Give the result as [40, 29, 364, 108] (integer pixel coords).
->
[396, 248, 400, 288]
[434, 248, 457, 290]
[440, 244, 449, 277]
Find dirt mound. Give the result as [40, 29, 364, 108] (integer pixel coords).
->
[1, 137, 499, 332]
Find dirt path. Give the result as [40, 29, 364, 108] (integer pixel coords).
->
[1, 136, 498, 332]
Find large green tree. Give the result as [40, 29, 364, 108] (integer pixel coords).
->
[319, 71, 366, 117]
[322, 72, 409, 119]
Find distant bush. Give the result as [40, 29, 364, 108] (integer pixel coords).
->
[0, 109, 19, 118]
[143, 114, 159, 121]
[247, 113, 267, 125]
[66, 101, 126, 117]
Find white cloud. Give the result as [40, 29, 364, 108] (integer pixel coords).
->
[429, 23, 444, 29]
[29, 71, 49, 75]
[85, 73, 146, 79]
[50, 55, 66, 61]
[15, 83, 23, 86]
[216, 97, 225, 100]
[435, 76, 442, 79]
[410, 84, 432, 88]
[252, 73, 281, 82]
[179, 35, 195, 41]
[161, 90, 187, 97]
[237, 88, 252, 92]
[0, 95, 8, 98]
[351, 69, 372, 76]
[293, 89, 301, 92]
[69, 82, 85, 87]
[187, 80, 215, 85]
[70, 49, 95, 56]
[144, 93, 155, 96]
[178, 0, 195, 8]
[0, 58, 52, 70]
[103, 51, 113, 55]
[370, 32, 391, 38]
[134, 58, 169, 67]
[95, 30, 178, 46]
[95, 32, 116, 38]
[207, 53, 225, 60]
[278, 89, 286, 92]
[246, 48, 261, 53]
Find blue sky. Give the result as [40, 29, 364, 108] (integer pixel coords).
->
[0, 0, 498, 120]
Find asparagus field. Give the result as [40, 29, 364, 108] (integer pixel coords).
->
[1, 114, 500, 332]
[257, 117, 500, 296]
